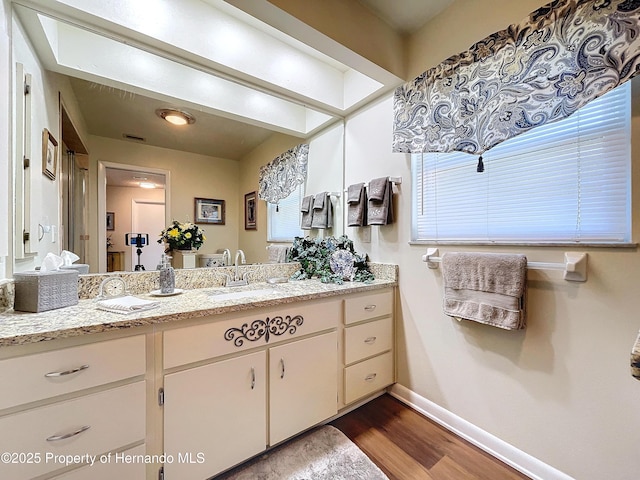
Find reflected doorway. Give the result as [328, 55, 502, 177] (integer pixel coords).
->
[98, 161, 171, 272]
[131, 200, 165, 271]
[61, 104, 89, 265]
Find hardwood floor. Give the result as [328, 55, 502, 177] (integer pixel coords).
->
[330, 394, 531, 480]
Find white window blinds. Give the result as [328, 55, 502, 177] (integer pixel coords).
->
[267, 184, 303, 242]
[412, 82, 631, 244]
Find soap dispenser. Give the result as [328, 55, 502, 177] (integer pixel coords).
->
[159, 254, 175, 294]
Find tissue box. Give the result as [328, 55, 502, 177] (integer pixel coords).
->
[13, 270, 79, 313]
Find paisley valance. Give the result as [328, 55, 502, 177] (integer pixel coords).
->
[393, 0, 640, 155]
[258, 143, 309, 204]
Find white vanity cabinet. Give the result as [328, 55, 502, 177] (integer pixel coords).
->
[0, 282, 395, 480]
[0, 335, 146, 480]
[161, 299, 340, 479]
[51, 444, 146, 479]
[343, 289, 395, 405]
[163, 351, 267, 480]
[269, 331, 337, 445]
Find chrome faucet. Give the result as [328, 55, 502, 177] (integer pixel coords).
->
[234, 249, 246, 277]
[222, 248, 232, 266]
[225, 249, 248, 287]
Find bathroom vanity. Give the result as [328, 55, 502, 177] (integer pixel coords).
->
[0, 268, 396, 480]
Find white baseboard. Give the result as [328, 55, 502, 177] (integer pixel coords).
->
[388, 384, 575, 480]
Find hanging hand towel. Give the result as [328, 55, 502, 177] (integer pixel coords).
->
[267, 244, 290, 263]
[300, 195, 314, 230]
[367, 177, 393, 225]
[347, 182, 367, 227]
[311, 192, 333, 229]
[441, 252, 527, 330]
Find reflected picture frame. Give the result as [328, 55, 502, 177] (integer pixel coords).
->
[244, 191, 257, 230]
[42, 128, 58, 180]
[106, 212, 115, 231]
[195, 197, 225, 224]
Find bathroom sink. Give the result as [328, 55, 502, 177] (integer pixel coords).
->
[210, 288, 279, 302]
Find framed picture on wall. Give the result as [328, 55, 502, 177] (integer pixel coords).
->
[42, 128, 58, 180]
[195, 198, 225, 225]
[244, 191, 257, 230]
[106, 212, 115, 231]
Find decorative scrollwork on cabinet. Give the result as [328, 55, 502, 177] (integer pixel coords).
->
[224, 315, 304, 347]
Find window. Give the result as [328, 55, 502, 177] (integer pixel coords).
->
[412, 83, 631, 244]
[267, 184, 303, 242]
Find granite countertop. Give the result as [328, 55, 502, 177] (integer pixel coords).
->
[0, 278, 396, 347]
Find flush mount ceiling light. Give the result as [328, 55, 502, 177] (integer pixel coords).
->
[139, 182, 156, 189]
[156, 108, 196, 126]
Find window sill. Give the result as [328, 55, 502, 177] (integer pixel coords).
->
[408, 241, 638, 249]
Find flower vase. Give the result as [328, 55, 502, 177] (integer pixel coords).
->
[177, 242, 193, 251]
[171, 250, 197, 269]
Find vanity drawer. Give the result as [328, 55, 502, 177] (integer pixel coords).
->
[52, 444, 146, 479]
[345, 317, 393, 365]
[344, 352, 394, 404]
[0, 381, 146, 480]
[344, 289, 393, 325]
[164, 298, 340, 369]
[0, 335, 145, 411]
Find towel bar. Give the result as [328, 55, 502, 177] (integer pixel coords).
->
[422, 248, 588, 282]
[344, 176, 402, 193]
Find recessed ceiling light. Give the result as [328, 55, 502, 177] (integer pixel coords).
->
[156, 108, 196, 126]
[139, 182, 156, 189]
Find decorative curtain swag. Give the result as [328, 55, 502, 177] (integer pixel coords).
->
[258, 143, 309, 204]
[393, 0, 640, 156]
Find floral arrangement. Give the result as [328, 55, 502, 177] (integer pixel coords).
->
[158, 220, 206, 252]
[287, 235, 374, 284]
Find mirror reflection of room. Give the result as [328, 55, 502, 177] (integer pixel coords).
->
[9, 1, 358, 274]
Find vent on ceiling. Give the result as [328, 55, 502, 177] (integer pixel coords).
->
[122, 133, 146, 142]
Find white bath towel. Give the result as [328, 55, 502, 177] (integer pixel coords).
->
[441, 252, 527, 330]
[96, 295, 160, 314]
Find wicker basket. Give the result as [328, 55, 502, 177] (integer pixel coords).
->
[13, 270, 79, 313]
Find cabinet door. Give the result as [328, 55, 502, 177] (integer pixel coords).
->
[164, 351, 266, 480]
[269, 332, 337, 445]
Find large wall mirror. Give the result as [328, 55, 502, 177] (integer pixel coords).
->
[8, 0, 392, 274]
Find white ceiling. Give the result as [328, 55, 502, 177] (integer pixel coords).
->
[359, 0, 455, 34]
[17, 0, 450, 160]
[67, 77, 275, 161]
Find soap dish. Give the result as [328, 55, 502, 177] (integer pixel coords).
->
[267, 277, 289, 284]
[149, 288, 184, 297]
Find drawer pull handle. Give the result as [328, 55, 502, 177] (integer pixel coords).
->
[364, 305, 377, 312]
[364, 336, 377, 345]
[365, 373, 377, 382]
[44, 364, 89, 378]
[46, 425, 91, 442]
[280, 358, 285, 379]
[250, 367, 256, 390]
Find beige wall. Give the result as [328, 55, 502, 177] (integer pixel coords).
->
[344, 2, 640, 479]
[406, 0, 549, 79]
